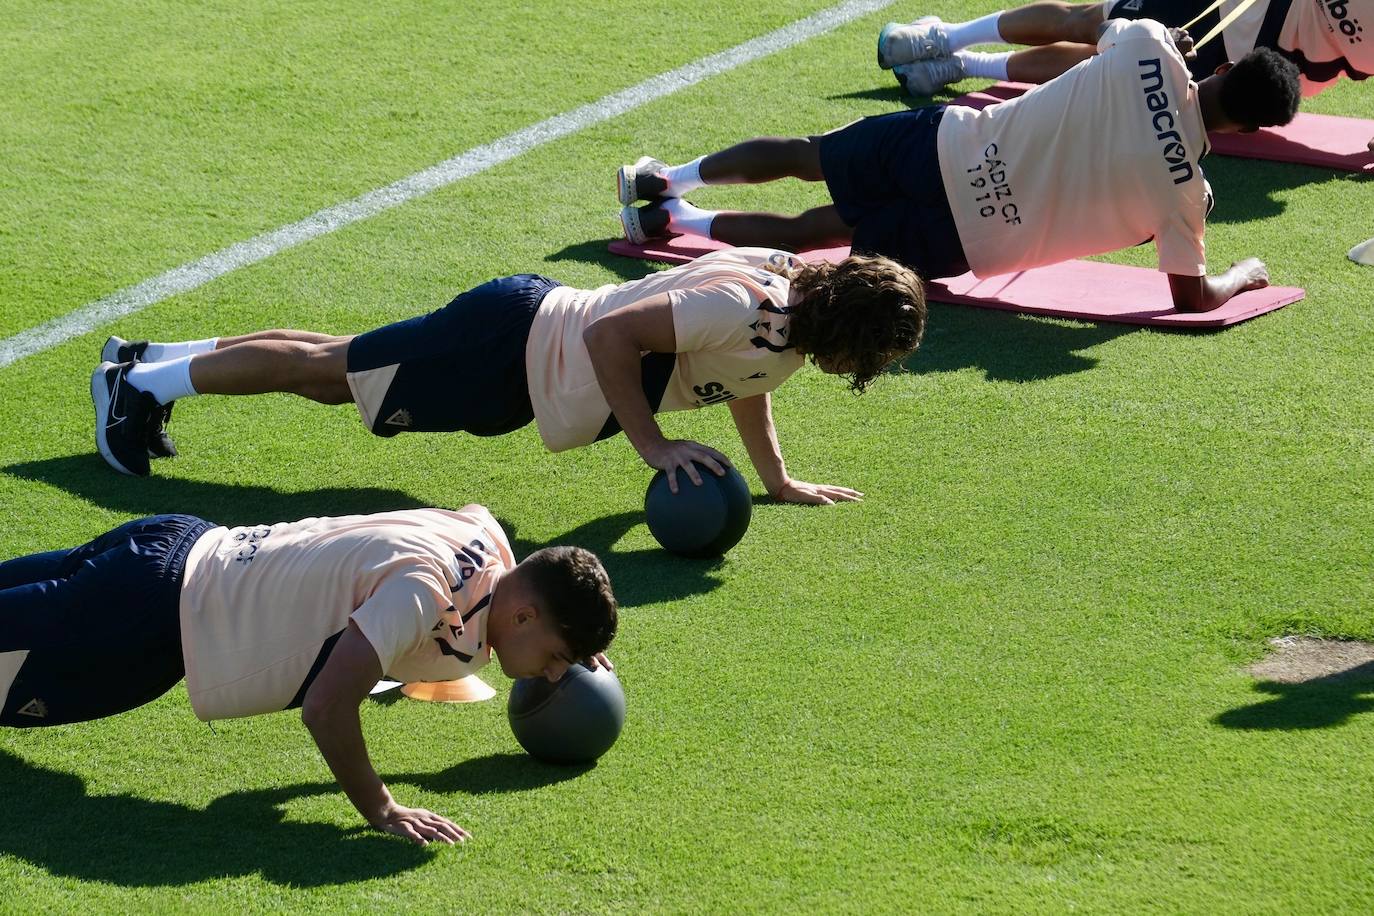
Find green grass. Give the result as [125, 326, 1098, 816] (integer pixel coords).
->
[2, 0, 1373, 911]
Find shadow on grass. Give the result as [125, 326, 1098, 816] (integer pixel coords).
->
[394, 751, 593, 795]
[1214, 661, 1374, 730]
[547, 238, 661, 282]
[499, 510, 727, 609]
[4, 454, 426, 527]
[901, 302, 1136, 382]
[1203, 156, 1362, 225]
[0, 748, 583, 886]
[3, 456, 724, 609]
[826, 86, 921, 108]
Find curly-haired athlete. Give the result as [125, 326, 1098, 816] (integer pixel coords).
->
[619, 21, 1299, 312]
[93, 249, 926, 504]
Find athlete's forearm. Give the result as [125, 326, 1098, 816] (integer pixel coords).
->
[583, 323, 670, 458]
[728, 394, 789, 496]
[1168, 258, 1268, 312]
[303, 695, 394, 825]
[300, 622, 394, 826]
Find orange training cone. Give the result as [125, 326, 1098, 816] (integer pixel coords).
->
[401, 676, 496, 703]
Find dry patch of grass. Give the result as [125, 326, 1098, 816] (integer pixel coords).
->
[1248, 636, 1374, 685]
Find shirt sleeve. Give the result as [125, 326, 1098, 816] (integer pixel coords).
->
[350, 571, 450, 674]
[669, 280, 760, 353]
[1154, 203, 1208, 276]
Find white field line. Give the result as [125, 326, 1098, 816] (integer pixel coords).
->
[0, 0, 894, 371]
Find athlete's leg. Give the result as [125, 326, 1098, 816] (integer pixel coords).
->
[879, 2, 1103, 69]
[0, 517, 158, 652]
[697, 137, 826, 186]
[0, 551, 70, 593]
[183, 335, 354, 404]
[212, 329, 344, 349]
[995, 1, 1106, 46]
[709, 205, 853, 250]
[1005, 41, 1098, 81]
[0, 515, 206, 725]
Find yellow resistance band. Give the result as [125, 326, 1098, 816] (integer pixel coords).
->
[1179, 0, 1264, 51]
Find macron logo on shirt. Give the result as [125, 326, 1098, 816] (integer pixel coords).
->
[1137, 58, 1195, 185]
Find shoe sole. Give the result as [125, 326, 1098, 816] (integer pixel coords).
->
[91, 362, 138, 476]
[100, 336, 125, 364]
[617, 155, 660, 206]
[878, 18, 944, 69]
[619, 205, 644, 245]
[877, 22, 901, 69]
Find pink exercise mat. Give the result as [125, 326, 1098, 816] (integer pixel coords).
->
[607, 236, 1304, 329]
[953, 82, 1373, 173]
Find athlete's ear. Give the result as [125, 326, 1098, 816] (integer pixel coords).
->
[513, 604, 539, 627]
[1213, 61, 1235, 76]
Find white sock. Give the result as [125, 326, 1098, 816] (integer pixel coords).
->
[143, 338, 218, 362]
[662, 198, 717, 238]
[955, 50, 1011, 80]
[127, 356, 198, 404]
[661, 157, 707, 197]
[943, 11, 1006, 50]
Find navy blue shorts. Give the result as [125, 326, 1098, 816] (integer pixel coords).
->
[0, 514, 214, 727]
[346, 274, 562, 437]
[819, 105, 971, 280]
[1107, 0, 1227, 78]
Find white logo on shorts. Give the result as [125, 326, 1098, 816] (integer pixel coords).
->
[1119, 0, 1143, 9]
[386, 409, 414, 428]
[17, 698, 47, 719]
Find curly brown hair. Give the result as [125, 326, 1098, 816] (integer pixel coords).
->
[766, 253, 926, 393]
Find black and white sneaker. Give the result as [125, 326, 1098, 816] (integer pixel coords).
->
[617, 156, 668, 205]
[619, 199, 673, 245]
[91, 361, 155, 476]
[101, 335, 149, 364]
[146, 401, 178, 459]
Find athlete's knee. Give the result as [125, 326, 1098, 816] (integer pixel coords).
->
[792, 207, 851, 244]
[284, 340, 347, 389]
[1070, 1, 1108, 38]
[753, 136, 818, 168]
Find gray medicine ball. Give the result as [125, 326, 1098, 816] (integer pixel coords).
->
[507, 663, 626, 764]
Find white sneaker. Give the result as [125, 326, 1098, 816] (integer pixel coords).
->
[617, 156, 669, 205]
[101, 335, 149, 364]
[878, 17, 950, 70]
[894, 56, 967, 96]
[619, 201, 671, 245]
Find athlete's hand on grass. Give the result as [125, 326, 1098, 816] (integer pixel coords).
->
[772, 480, 863, 506]
[1231, 257, 1270, 292]
[643, 439, 732, 493]
[375, 803, 469, 846]
[1168, 28, 1196, 60]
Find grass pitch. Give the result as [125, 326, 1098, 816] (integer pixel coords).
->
[1, 0, 1372, 912]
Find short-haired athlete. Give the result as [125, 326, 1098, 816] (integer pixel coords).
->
[877, 0, 1370, 115]
[92, 250, 926, 502]
[617, 20, 1301, 314]
[0, 505, 617, 844]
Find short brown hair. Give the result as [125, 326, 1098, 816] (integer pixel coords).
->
[517, 546, 618, 660]
[768, 253, 926, 393]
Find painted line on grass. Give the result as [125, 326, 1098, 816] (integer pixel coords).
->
[0, 0, 895, 370]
